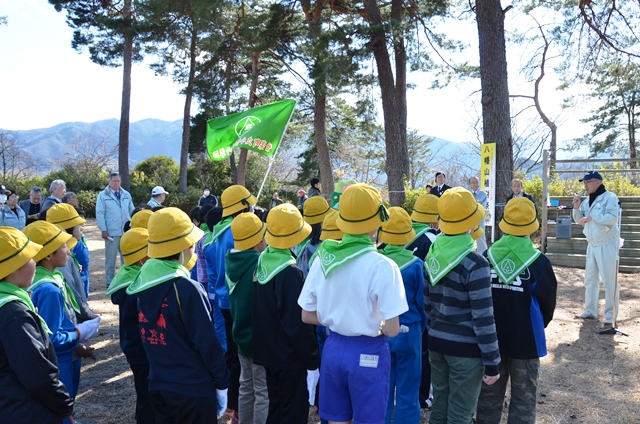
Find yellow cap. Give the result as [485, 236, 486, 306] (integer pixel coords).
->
[185, 254, 197, 271]
[147, 208, 204, 258]
[265, 204, 312, 249]
[320, 209, 344, 241]
[499, 198, 539, 236]
[437, 187, 485, 235]
[0, 227, 43, 280]
[471, 226, 484, 241]
[131, 209, 153, 229]
[22, 221, 76, 262]
[46, 203, 86, 230]
[411, 193, 439, 223]
[336, 183, 389, 235]
[231, 213, 266, 250]
[303, 196, 331, 225]
[120, 228, 149, 266]
[221, 185, 258, 218]
[378, 207, 416, 245]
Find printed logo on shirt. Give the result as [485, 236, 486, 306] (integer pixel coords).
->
[359, 354, 379, 368]
[490, 268, 529, 292]
[428, 257, 440, 274]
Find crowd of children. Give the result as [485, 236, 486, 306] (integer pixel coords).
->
[0, 179, 558, 424]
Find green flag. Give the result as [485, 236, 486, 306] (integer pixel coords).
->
[206, 99, 296, 161]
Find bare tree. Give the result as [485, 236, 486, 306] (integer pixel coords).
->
[55, 134, 118, 190]
[0, 131, 38, 179]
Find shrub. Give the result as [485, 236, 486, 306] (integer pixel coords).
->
[402, 183, 427, 214]
[77, 190, 99, 218]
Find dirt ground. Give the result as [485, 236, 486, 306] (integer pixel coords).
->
[75, 219, 640, 424]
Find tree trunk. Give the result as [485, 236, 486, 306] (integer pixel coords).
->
[237, 52, 260, 187]
[476, 1, 513, 229]
[179, 25, 198, 194]
[363, 0, 408, 206]
[628, 108, 637, 169]
[118, 0, 132, 190]
[301, 1, 335, 196]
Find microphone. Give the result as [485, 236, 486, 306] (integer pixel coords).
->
[572, 189, 586, 203]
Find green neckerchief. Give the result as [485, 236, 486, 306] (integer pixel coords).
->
[256, 247, 296, 285]
[208, 216, 233, 247]
[0, 281, 52, 334]
[405, 222, 431, 248]
[201, 223, 210, 233]
[315, 233, 377, 278]
[29, 266, 81, 314]
[295, 237, 311, 257]
[425, 234, 475, 285]
[487, 235, 541, 285]
[380, 244, 419, 271]
[81, 233, 88, 247]
[126, 259, 190, 295]
[106, 264, 141, 296]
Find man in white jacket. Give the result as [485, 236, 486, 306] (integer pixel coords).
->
[572, 171, 620, 325]
[96, 172, 134, 287]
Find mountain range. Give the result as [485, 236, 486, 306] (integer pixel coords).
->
[3, 118, 492, 179]
[4, 119, 184, 167]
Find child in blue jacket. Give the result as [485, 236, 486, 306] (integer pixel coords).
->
[378, 207, 427, 424]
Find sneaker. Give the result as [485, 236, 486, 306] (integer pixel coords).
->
[575, 311, 597, 319]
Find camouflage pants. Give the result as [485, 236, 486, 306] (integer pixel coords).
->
[476, 357, 540, 424]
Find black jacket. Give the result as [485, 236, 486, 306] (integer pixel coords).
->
[430, 184, 451, 197]
[111, 288, 148, 366]
[0, 301, 73, 423]
[506, 191, 536, 208]
[484, 253, 557, 359]
[406, 228, 439, 261]
[253, 265, 320, 370]
[135, 276, 229, 397]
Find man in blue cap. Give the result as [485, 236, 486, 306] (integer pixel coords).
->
[572, 171, 620, 325]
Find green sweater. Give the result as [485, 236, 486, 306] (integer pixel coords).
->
[224, 249, 260, 358]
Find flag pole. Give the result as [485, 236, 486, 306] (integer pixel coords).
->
[255, 100, 296, 200]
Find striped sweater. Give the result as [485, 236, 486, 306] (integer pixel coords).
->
[424, 252, 500, 376]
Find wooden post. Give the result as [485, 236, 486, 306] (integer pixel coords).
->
[541, 150, 549, 253]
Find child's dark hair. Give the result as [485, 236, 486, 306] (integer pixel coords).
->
[204, 207, 223, 230]
[159, 253, 181, 261]
[151, 205, 166, 212]
[189, 206, 201, 224]
[310, 223, 322, 245]
[199, 204, 214, 226]
[310, 178, 320, 186]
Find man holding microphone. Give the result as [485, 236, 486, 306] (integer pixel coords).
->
[572, 171, 620, 325]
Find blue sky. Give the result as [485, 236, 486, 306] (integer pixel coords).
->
[0, 0, 590, 148]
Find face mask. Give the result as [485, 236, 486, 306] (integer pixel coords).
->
[203, 190, 210, 196]
[0, 194, 6, 204]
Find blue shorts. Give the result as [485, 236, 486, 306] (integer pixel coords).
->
[319, 333, 390, 424]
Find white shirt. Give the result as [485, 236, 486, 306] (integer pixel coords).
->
[298, 251, 408, 337]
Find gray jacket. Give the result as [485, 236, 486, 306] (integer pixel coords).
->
[0, 204, 26, 230]
[96, 186, 134, 237]
[572, 190, 619, 247]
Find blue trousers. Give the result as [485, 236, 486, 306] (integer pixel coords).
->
[59, 356, 81, 424]
[320, 333, 390, 424]
[386, 322, 422, 424]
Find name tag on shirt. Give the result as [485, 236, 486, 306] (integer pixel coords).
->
[359, 354, 379, 368]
